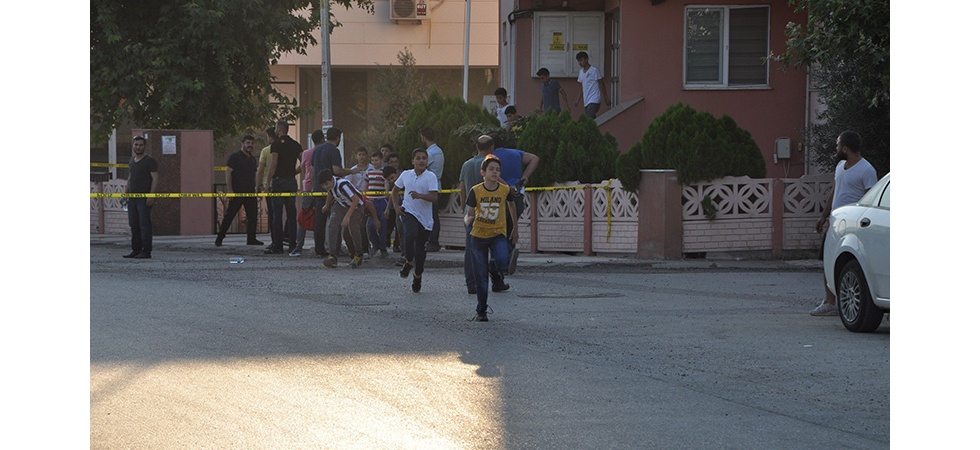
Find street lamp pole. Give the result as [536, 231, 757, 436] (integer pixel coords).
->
[320, 0, 333, 135]
[462, 0, 472, 102]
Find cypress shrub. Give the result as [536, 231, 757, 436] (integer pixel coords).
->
[618, 102, 766, 189]
[393, 89, 499, 200]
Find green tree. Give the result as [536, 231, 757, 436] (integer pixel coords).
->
[393, 90, 499, 200]
[353, 48, 429, 149]
[513, 109, 618, 186]
[775, 0, 889, 176]
[90, 0, 374, 142]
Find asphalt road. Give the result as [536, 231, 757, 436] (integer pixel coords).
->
[90, 242, 889, 449]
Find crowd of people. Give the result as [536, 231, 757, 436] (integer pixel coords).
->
[123, 52, 608, 320]
[123, 118, 540, 321]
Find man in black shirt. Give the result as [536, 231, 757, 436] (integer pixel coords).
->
[123, 136, 158, 259]
[215, 135, 264, 247]
[266, 120, 303, 254]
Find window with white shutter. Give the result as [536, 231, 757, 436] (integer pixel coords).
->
[684, 6, 769, 88]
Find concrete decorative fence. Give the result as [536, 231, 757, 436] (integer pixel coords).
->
[91, 172, 833, 258]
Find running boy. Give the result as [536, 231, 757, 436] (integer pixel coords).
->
[390, 148, 439, 292]
[463, 155, 518, 322]
[366, 154, 395, 258]
[319, 168, 381, 269]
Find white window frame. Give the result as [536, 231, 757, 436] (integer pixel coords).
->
[683, 5, 770, 89]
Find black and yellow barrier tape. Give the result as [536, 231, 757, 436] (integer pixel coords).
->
[91, 182, 617, 242]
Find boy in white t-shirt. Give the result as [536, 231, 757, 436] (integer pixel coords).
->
[391, 148, 439, 292]
[573, 51, 610, 119]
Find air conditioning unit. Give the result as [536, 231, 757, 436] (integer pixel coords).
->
[390, 0, 429, 21]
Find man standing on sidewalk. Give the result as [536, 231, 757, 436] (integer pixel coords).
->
[290, 129, 324, 256]
[215, 134, 264, 247]
[265, 120, 303, 255]
[420, 127, 444, 252]
[123, 136, 158, 259]
[810, 131, 879, 316]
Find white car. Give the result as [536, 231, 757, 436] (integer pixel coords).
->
[823, 173, 890, 332]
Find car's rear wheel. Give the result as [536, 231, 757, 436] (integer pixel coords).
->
[837, 260, 884, 332]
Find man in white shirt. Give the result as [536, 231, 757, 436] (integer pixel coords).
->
[420, 127, 445, 252]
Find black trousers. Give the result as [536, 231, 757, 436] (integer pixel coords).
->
[217, 197, 258, 240]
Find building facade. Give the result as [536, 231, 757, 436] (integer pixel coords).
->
[499, 0, 813, 178]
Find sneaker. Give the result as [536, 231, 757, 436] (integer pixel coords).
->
[472, 311, 488, 322]
[133, 252, 152, 259]
[508, 247, 519, 275]
[369, 247, 378, 258]
[349, 255, 362, 268]
[215, 234, 224, 247]
[122, 251, 140, 258]
[400, 262, 413, 278]
[322, 255, 338, 269]
[288, 249, 302, 257]
[264, 247, 284, 254]
[246, 239, 264, 246]
[810, 302, 838, 316]
[412, 274, 422, 293]
[491, 272, 510, 292]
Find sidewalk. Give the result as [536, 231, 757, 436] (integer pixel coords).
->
[90, 233, 822, 272]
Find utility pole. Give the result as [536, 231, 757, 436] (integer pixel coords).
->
[320, 0, 333, 135]
[462, 0, 472, 102]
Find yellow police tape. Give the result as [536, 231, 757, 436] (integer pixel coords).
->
[90, 182, 617, 242]
[92, 162, 228, 171]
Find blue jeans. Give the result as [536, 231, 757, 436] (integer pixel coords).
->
[401, 213, 430, 276]
[127, 198, 153, 254]
[469, 234, 510, 313]
[366, 198, 388, 254]
[464, 223, 475, 291]
[270, 177, 298, 251]
[294, 196, 313, 251]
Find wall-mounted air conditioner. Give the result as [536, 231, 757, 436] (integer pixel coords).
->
[390, 0, 430, 21]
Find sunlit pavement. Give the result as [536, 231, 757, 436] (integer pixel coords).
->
[90, 234, 886, 449]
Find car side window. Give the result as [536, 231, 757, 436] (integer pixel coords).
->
[878, 182, 889, 209]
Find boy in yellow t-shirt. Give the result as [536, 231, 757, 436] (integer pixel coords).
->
[463, 155, 518, 322]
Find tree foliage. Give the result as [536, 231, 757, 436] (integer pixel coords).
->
[90, 0, 374, 142]
[616, 103, 766, 191]
[514, 110, 618, 186]
[393, 89, 500, 197]
[353, 48, 429, 149]
[775, 0, 889, 176]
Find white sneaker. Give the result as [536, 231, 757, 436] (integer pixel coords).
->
[288, 249, 302, 257]
[809, 302, 838, 316]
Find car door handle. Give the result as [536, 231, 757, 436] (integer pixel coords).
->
[860, 218, 871, 227]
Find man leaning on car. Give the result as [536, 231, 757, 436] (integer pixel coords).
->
[811, 131, 879, 316]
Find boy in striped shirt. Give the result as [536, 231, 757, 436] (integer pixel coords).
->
[318, 168, 381, 269]
[365, 151, 393, 258]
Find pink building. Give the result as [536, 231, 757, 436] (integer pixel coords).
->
[499, 0, 812, 178]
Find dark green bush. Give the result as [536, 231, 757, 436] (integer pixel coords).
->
[515, 109, 618, 186]
[393, 89, 499, 197]
[617, 103, 766, 189]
